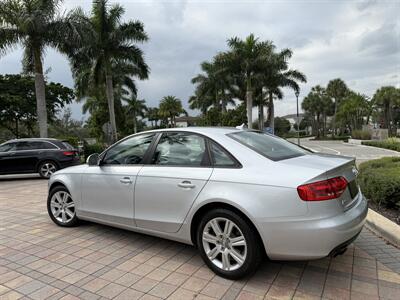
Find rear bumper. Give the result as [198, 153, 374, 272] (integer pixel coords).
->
[257, 192, 368, 260]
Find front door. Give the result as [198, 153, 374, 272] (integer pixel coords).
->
[81, 133, 156, 226]
[135, 132, 213, 233]
[0, 142, 17, 174]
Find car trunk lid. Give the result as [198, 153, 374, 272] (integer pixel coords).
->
[281, 153, 359, 211]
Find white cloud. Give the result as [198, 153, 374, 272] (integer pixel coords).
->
[0, 0, 399, 120]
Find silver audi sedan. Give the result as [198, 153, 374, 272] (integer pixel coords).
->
[47, 127, 368, 278]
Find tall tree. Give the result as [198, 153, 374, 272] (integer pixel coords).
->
[302, 86, 332, 138]
[159, 96, 186, 127]
[68, 0, 149, 142]
[223, 34, 274, 128]
[372, 86, 400, 136]
[146, 107, 160, 128]
[326, 78, 348, 135]
[336, 92, 370, 132]
[0, 0, 81, 137]
[191, 56, 235, 115]
[264, 49, 306, 134]
[125, 95, 147, 133]
[0, 74, 73, 137]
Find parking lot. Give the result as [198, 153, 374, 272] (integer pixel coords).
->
[0, 178, 400, 300]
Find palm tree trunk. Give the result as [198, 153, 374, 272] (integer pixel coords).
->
[15, 118, 19, 138]
[133, 111, 137, 133]
[268, 91, 275, 134]
[221, 97, 227, 114]
[105, 73, 118, 142]
[246, 80, 253, 129]
[332, 99, 337, 137]
[33, 47, 48, 138]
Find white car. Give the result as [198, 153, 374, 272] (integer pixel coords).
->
[47, 127, 367, 278]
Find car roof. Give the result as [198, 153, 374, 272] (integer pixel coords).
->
[7, 138, 61, 143]
[144, 126, 244, 135]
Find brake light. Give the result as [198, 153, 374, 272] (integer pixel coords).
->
[297, 176, 348, 201]
[62, 151, 75, 156]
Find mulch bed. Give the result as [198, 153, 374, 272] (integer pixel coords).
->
[369, 202, 400, 225]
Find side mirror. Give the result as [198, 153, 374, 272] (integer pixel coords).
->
[86, 153, 100, 166]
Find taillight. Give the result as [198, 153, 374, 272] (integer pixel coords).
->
[62, 151, 75, 156]
[297, 176, 348, 201]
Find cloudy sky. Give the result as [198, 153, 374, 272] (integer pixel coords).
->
[0, 0, 399, 121]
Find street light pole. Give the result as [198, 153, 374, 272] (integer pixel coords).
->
[295, 90, 300, 146]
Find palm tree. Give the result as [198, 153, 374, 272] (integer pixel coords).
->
[125, 95, 147, 133]
[302, 86, 332, 138]
[326, 78, 348, 135]
[159, 96, 186, 127]
[67, 0, 149, 142]
[372, 86, 400, 136]
[0, 0, 81, 137]
[223, 34, 274, 128]
[146, 107, 160, 128]
[264, 49, 306, 134]
[191, 57, 235, 115]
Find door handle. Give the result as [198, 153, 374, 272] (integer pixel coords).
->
[120, 177, 132, 184]
[178, 180, 195, 189]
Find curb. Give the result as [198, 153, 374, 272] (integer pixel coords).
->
[365, 208, 400, 248]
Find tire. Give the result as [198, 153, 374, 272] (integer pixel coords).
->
[38, 160, 58, 179]
[196, 208, 262, 279]
[47, 186, 79, 227]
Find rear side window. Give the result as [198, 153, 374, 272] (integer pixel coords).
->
[16, 142, 31, 151]
[209, 142, 237, 167]
[228, 131, 307, 161]
[151, 132, 207, 166]
[29, 141, 58, 150]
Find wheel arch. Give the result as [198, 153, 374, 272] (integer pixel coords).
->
[49, 180, 68, 192]
[189, 201, 267, 256]
[36, 159, 60, 173]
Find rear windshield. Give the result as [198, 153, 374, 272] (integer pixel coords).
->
[228, 131, 307, 161]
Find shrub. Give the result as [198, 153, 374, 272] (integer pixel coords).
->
[358, 157, 400, 209]
[351, 130, 371, 140]
[362, 138, 400, 152]
[83, 143, 106, 160]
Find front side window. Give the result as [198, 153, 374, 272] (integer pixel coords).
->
[210, 142, 237, 167]
[0, 143, 16, 152]
[103, 133, 155, 165]
[152, 132, 207, 166]
[228, 131, 307, 161]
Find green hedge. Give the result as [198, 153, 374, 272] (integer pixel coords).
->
[362, 138, 400, 152]
[351, 130, 371, 140]
[83, 143, 105, 160]
[358, 157, 400, 209]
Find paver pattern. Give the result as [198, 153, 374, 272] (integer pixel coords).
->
[1, 178, 400, 300]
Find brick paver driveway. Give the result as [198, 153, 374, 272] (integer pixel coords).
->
[1, 178, 400, 300]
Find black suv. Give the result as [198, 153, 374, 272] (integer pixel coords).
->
[0, 138, 80, 178]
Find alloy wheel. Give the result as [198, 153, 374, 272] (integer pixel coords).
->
[202, 217, 247, 271]
[50, 191, 75, 224]
[40, 162, 57, 178]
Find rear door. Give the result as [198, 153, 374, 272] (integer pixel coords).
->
[135, 132, 213, 233]
[13, 141, 38, 172]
